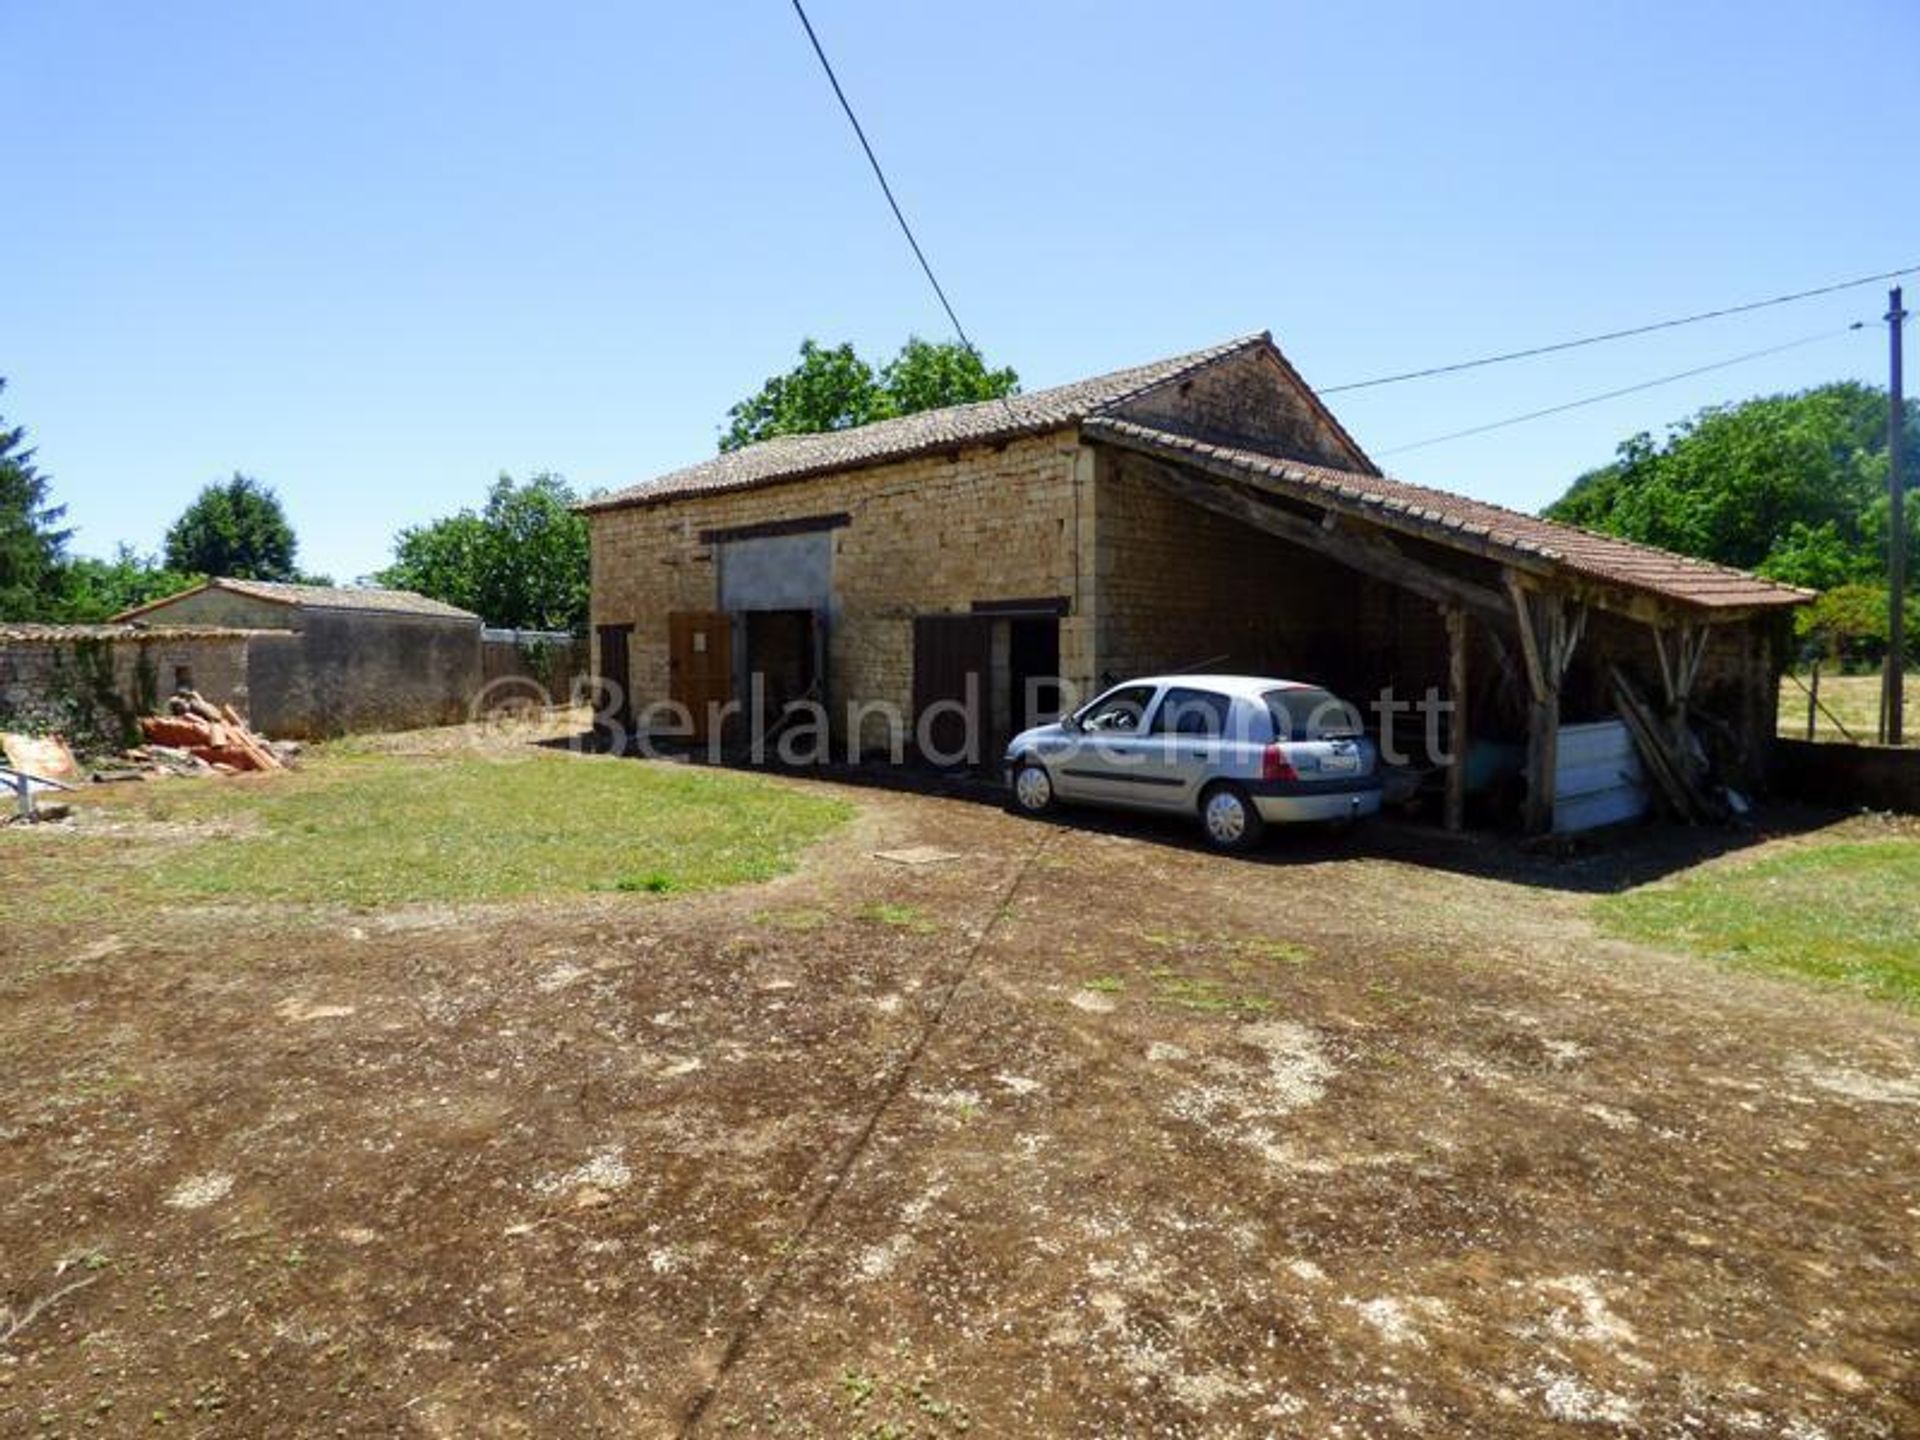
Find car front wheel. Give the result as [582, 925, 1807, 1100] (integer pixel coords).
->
[1009, 759, 1057, 817]
[1199, 782, 1266, 853]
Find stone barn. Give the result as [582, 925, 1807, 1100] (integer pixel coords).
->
[114, 578, 483, 738]
[583, 332, 1808, 832]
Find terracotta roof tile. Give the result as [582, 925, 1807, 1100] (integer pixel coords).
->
[208, 578, 479, 619]
[114, 579, 478, 623]
[1084, 418, 1811, 613]
[0, 622, 273, 643]
[580, 333, 1281, 511]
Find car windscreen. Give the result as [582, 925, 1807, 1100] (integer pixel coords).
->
[1077, 684, 1157, 733]
[1263, 687, 1363, 741]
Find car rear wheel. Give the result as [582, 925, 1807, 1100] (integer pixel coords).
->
[1009, 759, 1057, 817]
[1199, 782, 1266, 853]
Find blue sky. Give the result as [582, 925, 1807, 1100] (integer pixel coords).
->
[6, 1, 1914, 582]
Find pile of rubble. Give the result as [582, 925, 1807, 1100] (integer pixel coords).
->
[122, 691, 291, 776]
[1, 692, 297, 816]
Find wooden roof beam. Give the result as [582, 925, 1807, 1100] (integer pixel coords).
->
[1131, 456, 1512, 628]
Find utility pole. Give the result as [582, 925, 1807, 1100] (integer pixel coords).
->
[1887, 287, 1908, 745]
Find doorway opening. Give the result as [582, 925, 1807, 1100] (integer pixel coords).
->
[1008, 616, 1062, 735]
[594, 622, 634, 748]
[911, 605, 1066, 766]
[743, 608, 821, 734]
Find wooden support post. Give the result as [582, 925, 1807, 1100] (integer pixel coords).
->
[1508, 577, 1583, 835]
[1648, 618, 1714, 778]
[1524, 670, 1560, 836]
[1807, 657, 1820, 742]
[1444, 605, 1469, 832]
[1677, 624, 1709, 749]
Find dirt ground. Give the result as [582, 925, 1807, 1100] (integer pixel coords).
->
[3, 736, 1918, 1438]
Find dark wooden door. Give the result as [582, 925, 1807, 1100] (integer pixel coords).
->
[669, 611, 733, 741]
[912, 614, 991, 765]
[594, 623, 633, 748]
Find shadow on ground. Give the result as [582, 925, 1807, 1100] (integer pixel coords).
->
[558, 727, 1850, 896]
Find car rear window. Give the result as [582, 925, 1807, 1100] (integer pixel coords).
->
[1263, 687, 1363, 740]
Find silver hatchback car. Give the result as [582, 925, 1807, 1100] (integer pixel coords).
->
[1003, 674, 1381, 852]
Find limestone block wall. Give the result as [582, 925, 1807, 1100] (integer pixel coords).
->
[589, 431, 1096, 749]
[1092, 448, 1383, 688]
[1110, 345, 1367, 470]
[0, 630, 261, 751]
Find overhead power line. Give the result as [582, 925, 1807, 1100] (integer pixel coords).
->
[1375, 323, 1867, 457]
[1323, 265, 1918, 394]
[789, 0, 976, 355]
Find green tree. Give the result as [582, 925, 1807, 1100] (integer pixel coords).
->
[720, 336, 1019, 451]
[0, 379, 73, 619]
[51, 545, 202, 622]
[164, 474, 299, 581]
[378, 473, 588, 630]
[1546, 383, 1917, 581]
[720, 340, 886, 451]
[879, 336, 1019, 416]
[1796, 582, 1919, 667]
[1756, 520, 1872, 591]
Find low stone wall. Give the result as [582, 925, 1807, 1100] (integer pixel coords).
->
[1769, 737, 1920, 814]
[1, 614, 489, 748]
[0, 626, 279, 753]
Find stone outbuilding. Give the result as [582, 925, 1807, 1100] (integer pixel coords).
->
[114, 578, 482, 738]
[583, 332, 1809, 831]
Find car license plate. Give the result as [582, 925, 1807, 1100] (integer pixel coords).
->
[1322, 752, 1359, 773]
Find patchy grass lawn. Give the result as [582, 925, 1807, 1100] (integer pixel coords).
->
[1778, 670, 1918, 742]
[2, 748, 851, 916]
[1596, 834, 1920, 1006]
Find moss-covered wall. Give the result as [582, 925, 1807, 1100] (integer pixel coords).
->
[0, 635, 253, 755]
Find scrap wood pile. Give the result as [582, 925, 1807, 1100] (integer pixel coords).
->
[1609, 667, 1743, 824]
[128, 691, 285, 775]
[1, 692, 295, 809]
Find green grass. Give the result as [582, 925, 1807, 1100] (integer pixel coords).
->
[1779, 671, 1918, 743]
[1595, 837, 1920, 1006]
[1146, 965, 1275, 1016]
[1234, 937, 1314, 965]
[855, 901, 939, 933]
[2, 749, 851, 916]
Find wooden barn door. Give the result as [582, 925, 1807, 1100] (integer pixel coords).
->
[593, 623, 633, 748]
[669, 611, 733, 741]
[912, 614, 990, 765]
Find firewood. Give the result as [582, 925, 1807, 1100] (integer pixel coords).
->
[218, 704, 282, 771]
[140, 716, 215, 749]
[179, 691, 226, 725]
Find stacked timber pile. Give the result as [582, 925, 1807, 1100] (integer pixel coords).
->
[1609, 668, 1742, 824]
[132, 691, 284, 775]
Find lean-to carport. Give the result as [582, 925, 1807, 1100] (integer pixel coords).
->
[1082, 417, 1811, 833]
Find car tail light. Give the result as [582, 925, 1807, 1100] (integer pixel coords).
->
[1261, 744, 1297, 782]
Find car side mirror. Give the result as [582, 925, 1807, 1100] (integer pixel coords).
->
[1060, 712, 1082, 732]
